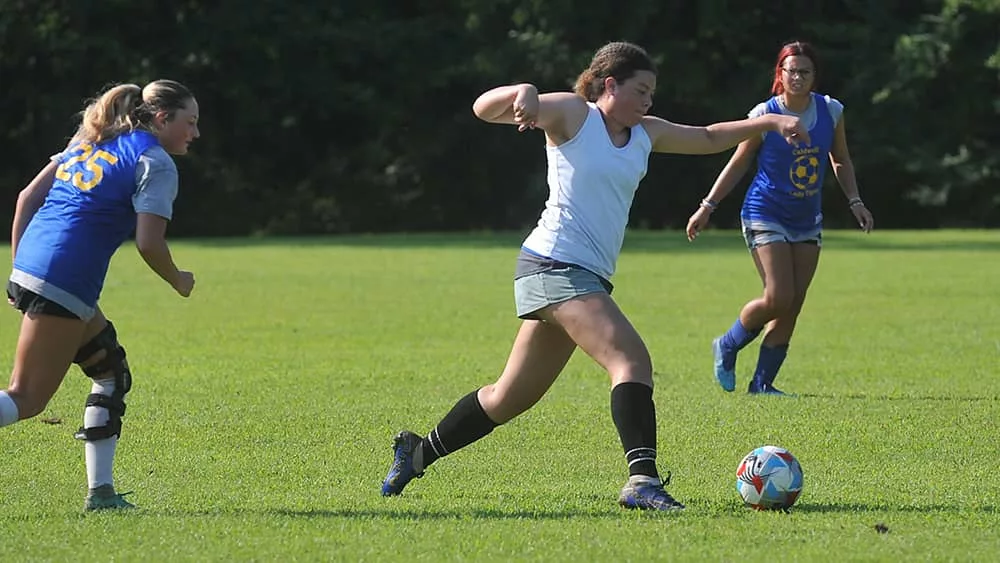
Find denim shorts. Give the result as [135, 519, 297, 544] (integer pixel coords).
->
[514, 265, 613, 320]
[742, 219, 822, 250]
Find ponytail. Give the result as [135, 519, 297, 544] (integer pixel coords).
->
[574, 42, 655, 103]
[72, 84, 145, 144]
[574, 69, 600, 102]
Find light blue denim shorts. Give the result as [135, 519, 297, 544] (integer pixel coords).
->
[741, 219, 823, 250]
[514, 265, 612, 320]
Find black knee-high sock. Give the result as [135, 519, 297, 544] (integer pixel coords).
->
[611, 382, 659, 479]
[416, 390, 498, 472]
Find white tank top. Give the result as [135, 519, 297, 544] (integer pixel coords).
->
[522, 102, 652, 279]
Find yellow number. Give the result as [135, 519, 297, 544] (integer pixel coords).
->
[55, 142, 93, 182]
[74, 150, 119, 190]
[55, 143, 119, 191]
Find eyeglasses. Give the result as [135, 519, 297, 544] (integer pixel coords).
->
[782, 67, 813, 79]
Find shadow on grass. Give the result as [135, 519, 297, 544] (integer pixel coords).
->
[133, 506, 668, 521]
[60, 503, 996, 521]
[796, 393, 999, 402]
[272, 508, 641, 520]
[793, 502, 997, 514]
[177, 230, 999, 253]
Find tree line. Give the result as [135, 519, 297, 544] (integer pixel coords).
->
[1, 0, 997, 236]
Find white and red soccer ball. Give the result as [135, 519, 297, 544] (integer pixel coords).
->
[736, 445, 803, 510]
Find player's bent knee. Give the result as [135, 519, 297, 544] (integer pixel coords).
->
[75, 321, 132, 390]
[73, 321, 132, 441]
[477, 386, 524, 424]
[762, 292, 795, 317]
[5, 386, 55, 420]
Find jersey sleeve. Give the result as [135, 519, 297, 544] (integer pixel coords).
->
[50, 141, 75, 163]
[748, 101, 770, 140]
[824, 95, 844, 127]
[747, 101, 770, 119]
[132, 146, 179, 220]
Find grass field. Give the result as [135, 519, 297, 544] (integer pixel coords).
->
[1, 229, 997, 562]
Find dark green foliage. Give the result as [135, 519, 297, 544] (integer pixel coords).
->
[1, 0, 997, 234]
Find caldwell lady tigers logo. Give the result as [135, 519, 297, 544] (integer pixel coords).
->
[789, 154, 820, 191]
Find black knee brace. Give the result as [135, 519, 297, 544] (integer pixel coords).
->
[73, 321, 132, 441]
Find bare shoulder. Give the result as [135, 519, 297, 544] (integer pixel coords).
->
[640, 115, 674, 134]
[539, 92, 589, 120]
[539, 93, 590, 144]
[639, 115, 683, 146]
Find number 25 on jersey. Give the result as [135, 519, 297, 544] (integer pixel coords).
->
[55, 142, 119, 191]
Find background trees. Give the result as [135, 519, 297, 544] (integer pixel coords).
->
[1, 0, 997, 236]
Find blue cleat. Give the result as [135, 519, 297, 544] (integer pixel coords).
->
[381, 430, 424, 496]
[747, 380, 794, 396]
[712, 337, 736, 392]
[618, 475, 685, 511]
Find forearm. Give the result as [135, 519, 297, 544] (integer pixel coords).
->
[705, 158, 753, 204]
[700, 117, 773, 154]
[832, 160, 861, 201]
[473, 84, 536, 122]
[137, 238, 181, 288]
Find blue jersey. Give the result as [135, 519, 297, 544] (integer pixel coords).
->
[741, 93, 836, 232]
[12, 131, 160, 317]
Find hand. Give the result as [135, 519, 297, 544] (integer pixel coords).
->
[172, 270, 195, 297]
[512, 85, 539, 132]
[771, 114, 811, 146]
[852, 203, 874, 233]
[686, 206, 712, 241]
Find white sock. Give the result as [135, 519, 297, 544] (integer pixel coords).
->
[0, 390, 19, 427]
[83, 379, 118, 489]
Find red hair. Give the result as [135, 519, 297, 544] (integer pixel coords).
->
[771, 41, 819, 95]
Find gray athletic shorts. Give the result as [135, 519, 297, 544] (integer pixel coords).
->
[514, 255, 613, 320]
[742, 219, 822, 250]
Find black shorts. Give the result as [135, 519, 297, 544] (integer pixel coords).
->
[7, 281, 82, 320]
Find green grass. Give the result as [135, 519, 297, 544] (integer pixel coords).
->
[1, 229, 998, 562]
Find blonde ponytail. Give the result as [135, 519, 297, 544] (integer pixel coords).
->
[72, 83, 143, 144]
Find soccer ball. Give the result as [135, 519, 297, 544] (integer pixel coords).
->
[790, 155, 820, 189]
[736, 445, 803, 510]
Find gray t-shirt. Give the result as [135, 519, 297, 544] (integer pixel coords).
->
[748, 94, 844, 139]
[132, 145, 178, 220]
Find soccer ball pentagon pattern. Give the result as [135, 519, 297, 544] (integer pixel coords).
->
[790, 155, 820, 190]
[736, 445, 803, 510]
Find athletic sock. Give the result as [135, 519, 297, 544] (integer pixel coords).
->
[417, 390, 498, 472]
[752, 344, 790, 388]
[83, 379, 118, 488]
[611, 382, 659, 480]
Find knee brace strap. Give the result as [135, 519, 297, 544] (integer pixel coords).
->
[74, 321, 119, 365]
[74, 393, 125, 441]
[74, 321, 132, 394]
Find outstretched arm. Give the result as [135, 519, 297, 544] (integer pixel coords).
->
[643, 114, 809, 155]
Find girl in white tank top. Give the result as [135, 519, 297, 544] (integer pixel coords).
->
[381, 41, 808, 511]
